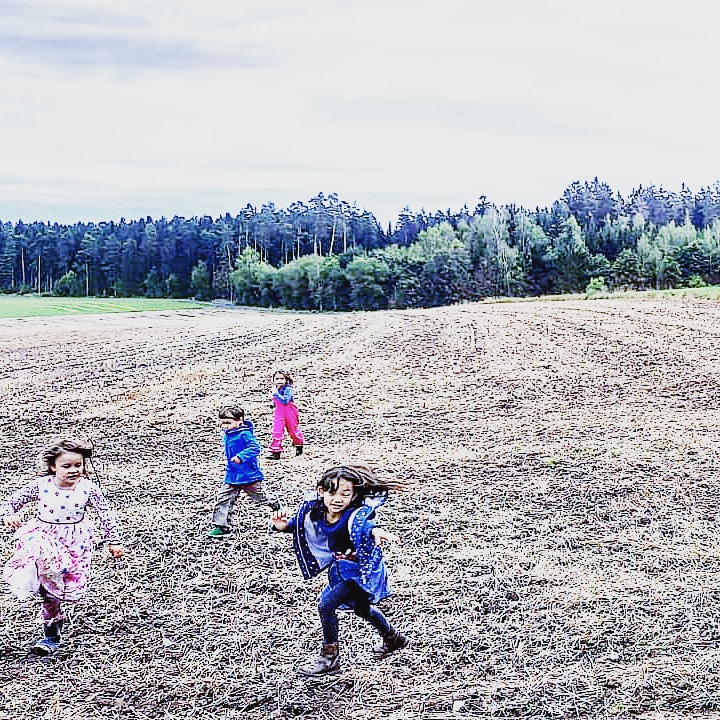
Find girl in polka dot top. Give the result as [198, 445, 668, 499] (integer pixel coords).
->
[0, 437, 123, 656]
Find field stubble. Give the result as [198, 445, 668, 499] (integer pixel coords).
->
[0, 298, 719, 719]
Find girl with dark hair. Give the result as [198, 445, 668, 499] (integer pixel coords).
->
[272, 464, 407, 676]
[0, 438, 123, 656]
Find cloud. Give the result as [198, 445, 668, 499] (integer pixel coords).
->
[0, 0, 287, 71]
[0, 0, 147, 27]
[0, 30, 279, 70]
[0, 0, 718, 227]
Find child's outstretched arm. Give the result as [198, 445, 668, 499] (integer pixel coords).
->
[372, 527, 401, 545]
[271, 509, 290, 532]
[0, 479, 40, 529]
[87, 485, 123, 558]
[231, 432, 261, 463]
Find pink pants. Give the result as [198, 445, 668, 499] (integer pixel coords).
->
[270, 402, 305, 452]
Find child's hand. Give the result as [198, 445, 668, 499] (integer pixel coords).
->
[108, 544, 124, 558]
[372, 527, 400, 545]
[271, 510, 289, 531]
[1, 514, 22, 529]
[231, 455, 242, 464]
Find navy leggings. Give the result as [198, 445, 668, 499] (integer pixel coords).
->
[318, 579, 392, 644]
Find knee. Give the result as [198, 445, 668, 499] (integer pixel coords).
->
[318, 591, 339, 616]
[353, 603, 370, 619]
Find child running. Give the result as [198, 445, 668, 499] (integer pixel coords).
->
[268, 369, 305, 460]
[271, 464, 407, 676]
[0, 437, 124, 656]
[207, 405, 281, 538]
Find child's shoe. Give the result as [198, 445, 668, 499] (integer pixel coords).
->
[30, 620, 63, 656]
[31, 637, 59, 656]
[297, 643, 341, 676]
[269, 499, 282, 513]
[295, 445, 304, 456]
[267, 451, 281, 461]
[373, 629, 408, 658]
[207, 526, 231, 539]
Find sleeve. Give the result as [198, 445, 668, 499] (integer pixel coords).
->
[233, 433, 261, 463]
[0, 479, 40, 517]
[87, 485, 122, 544]
[351, 507, 380, 555]
[273, 385, 294, 405]
[359, 516, 377, 545]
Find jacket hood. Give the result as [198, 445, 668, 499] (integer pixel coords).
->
[226, 419, 254, 434]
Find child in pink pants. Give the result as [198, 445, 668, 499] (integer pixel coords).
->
[268, 370, 305, 459]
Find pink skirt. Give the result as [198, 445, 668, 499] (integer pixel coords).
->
[3, 518, 94, 601]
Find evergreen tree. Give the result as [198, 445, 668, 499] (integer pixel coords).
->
[611, 249, 641, 290]
[191, 260, 212, 301]
[552, 216, 590, 292]
[0, 223, 17, 290]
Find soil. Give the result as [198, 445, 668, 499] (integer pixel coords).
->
[0, 297, 719, 719]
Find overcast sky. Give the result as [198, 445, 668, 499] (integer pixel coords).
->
[1, 0, 718, 227]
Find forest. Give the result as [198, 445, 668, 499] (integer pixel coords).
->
[2, 179, 720, 310]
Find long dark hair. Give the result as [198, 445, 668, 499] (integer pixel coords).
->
[320, 464, 389, 500]
[310, 464, 393, 521]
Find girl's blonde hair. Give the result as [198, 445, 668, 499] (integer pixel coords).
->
[42, 438, 93, 474]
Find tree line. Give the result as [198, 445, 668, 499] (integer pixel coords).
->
[2, 180, 720, 310]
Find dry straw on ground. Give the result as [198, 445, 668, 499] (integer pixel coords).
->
[0, 297, 719, 719]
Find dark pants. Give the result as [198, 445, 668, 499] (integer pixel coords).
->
[318, 579, 392, 644]
[211, 481, 278, 529]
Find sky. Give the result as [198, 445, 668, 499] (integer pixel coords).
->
[1, 0, 719, 228]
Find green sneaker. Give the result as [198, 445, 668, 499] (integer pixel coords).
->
[207, 526, 230, 539]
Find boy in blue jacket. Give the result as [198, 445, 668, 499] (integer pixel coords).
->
[207, 406, 281, 538]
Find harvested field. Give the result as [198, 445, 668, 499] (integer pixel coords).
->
[1, 297, 720, 720]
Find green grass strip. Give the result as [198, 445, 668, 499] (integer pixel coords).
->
[0, 295, 206, 319]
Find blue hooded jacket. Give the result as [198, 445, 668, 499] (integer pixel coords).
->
[223, 420, 265, 485]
